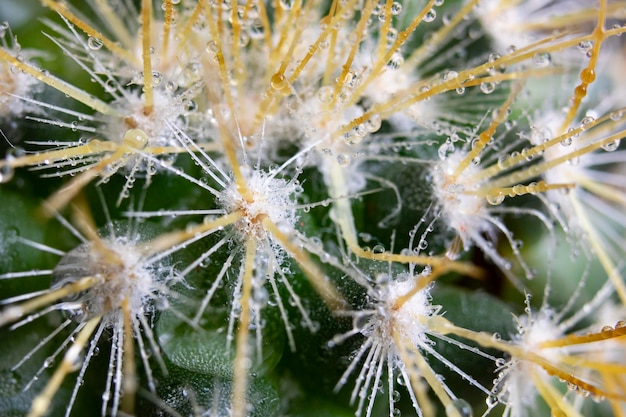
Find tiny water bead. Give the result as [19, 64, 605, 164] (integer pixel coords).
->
[443, 70, 459, 82]
[578, 40, 593, 53]
[423, 9, 437, 22]
[480, 82, 495, 94]
[122, 129, 149, 149]
[279, 0, 293, 11]
[392, 390, 401, 402]
[152, 71, 163, 86]
[0, 164, 14, 183]
[601, 139, 620, 152]
[580, 68, 596, 84]
[601, 325, 614, 338]
[438, 141, 454, 160]
[87, 37, 103, 51]
[270, 72, 288, 90]
[446, 398, 472, 417]
[336, 153, 350, 166]
[580, 116, 595, 129]
[206, 40, 219, 54]
[390, 2, 403, 15]
[533, 52, 552, 67]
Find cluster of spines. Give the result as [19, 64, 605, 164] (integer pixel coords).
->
[1, 1, 626, 417]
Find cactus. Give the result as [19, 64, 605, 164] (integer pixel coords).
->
[1, 1, 626, 417]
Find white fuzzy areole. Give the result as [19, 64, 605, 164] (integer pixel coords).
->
[0, 52, 41, 117]
[498, 310, 566, 415]
[517, 311, 564, 358]
[52, 236, 156, 324]
[219, 166, 300, 238]
[432, 150, 491, 248]
[385, 278, 432, 348]
[106, 87, 187, 148]
[475, 0, 579, 52]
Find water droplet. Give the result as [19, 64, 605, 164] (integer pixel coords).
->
[533, 52, 551, 67]
[602, 139, 620, 152]
[580, 68, 595, 83]
[386, 28, 398, 43]
[446, 398, 473, 417]
[438, 141, 454, 160]
[166, 81, 177, 93]
[480, 82, 495, 94]
[122, 129, 149, 149]
[249, 19, 265, 40]
[601, 325, 614, 337]
[423, 9, 436, 22]
[206, 40, 218, 54]
[580, 116, 595, 129]
[610, 110, 624, 121]
[152, 71, 163, 86]
[104, 78, 117, 93]
[183, 99, 197, 113]
[336, 153, 350, 166]
[372, 244, 385, 254]
[364, 114, 382, 132]
[279, 0, 293, 10]
[443, 70, 458, 82]
[388, 52, 404, 69]
[486, 194, 504, 205]
[390, 2, 402, 15]
[0, 164, 15, 183]
[578, 40, 593, 53]
[271, 72, 288, 90]
[317, 86, 333, 104]
[392, 390, 401, 402]
[87, 37, 103, 50]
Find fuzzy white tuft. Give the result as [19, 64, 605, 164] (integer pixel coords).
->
[431, 149, 492, 249]
[218, 165, 301, 240]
